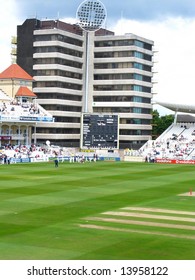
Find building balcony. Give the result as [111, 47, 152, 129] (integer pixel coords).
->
[32, 133, 80, 140]
[119, 135, 152, 141]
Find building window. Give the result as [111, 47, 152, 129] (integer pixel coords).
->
[133, 108, 142, 114]
[134, 73, 143, 81]
[133, 85, 142, 92]
[134, 51, 143, 59]
[134, 62, 143, 70]
[134, 40, 144, 48]
[133, 96, 142, 103]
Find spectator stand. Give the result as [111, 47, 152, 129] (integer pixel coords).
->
[0, 90, 54, 147]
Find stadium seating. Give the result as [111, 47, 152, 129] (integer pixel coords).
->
[140, 123, 195, 160]
[0, 100, 51, 118]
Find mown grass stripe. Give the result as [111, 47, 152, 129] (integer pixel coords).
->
[79, 224, 195, 240]
[83, 217, 195, 231]
[102, 211, 195, 222]
[121, 207, 195, 216]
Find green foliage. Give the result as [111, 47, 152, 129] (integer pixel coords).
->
[152, 110, 174, 139]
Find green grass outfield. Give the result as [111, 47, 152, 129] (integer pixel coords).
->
[0, 160, 195, 260]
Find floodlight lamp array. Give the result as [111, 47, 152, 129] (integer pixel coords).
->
[76, 0, 107, 32]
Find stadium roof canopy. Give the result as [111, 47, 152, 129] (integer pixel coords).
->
[155, 101, 195, 114]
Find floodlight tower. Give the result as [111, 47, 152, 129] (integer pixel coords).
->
[76, 0, 107, 113]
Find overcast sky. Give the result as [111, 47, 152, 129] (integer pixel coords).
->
[1, 0, 195, 115]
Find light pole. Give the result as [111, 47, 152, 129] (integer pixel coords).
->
[76, 0, 107, 113]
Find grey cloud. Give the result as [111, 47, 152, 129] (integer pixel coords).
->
[17, 0, 195, 22]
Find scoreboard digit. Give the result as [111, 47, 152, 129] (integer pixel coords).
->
[81, 114, 119, 149]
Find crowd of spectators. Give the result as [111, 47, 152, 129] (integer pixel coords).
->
[141, 130, 195, 162]
[0, 100, 43, 117]
[0, 144, 57, 164]
[0, 144, 99, 164]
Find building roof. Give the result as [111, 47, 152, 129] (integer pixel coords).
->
[0, 64, 33, 80]
[16, 86, 37, 98]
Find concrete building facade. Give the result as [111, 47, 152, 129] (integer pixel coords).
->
[17, 18, 154, 149]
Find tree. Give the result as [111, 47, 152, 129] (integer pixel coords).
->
[152, 110, 174, 139]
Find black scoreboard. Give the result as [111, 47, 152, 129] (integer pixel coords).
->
[81, 114, 119, 149]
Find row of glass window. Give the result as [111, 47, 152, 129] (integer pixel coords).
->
[93, 107, 151, 114]
[43, 104, 82, 112]
[93, 96, 150, 103]
[94, 84, 151, 93]
[54, 116, 80, 123]
[34, 58, 82, 69]
[34, 81, 151, 93]
[35, 47, 82, 57]
[36, 69, 82, 80]
[34, 114, 150, 125]
[34, 69, 151, 83]
[34, 34, 83, 47]
[94, 51, 152, 61]
[36, 127, 150, 135]
[36, 128, 80, 134]
[37, 92, 82, 101]
[34, 58, 151, 72]
[120, 129, 151, 135]
[34, 58, 151, 75]
[41, 104, 150, 114]
[34, 35, 152, 51]
[94, 73, 151, 82]
[125, 119, 151, 125]
[95, 39, 152, 50]
[34, 81, 82, 91]
[35, 47, 152, 61]
[94, 62, 151, 72]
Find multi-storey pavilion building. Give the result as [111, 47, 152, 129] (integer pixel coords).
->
[17, 18, 154, 149]
[0, 63, 54, 146]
